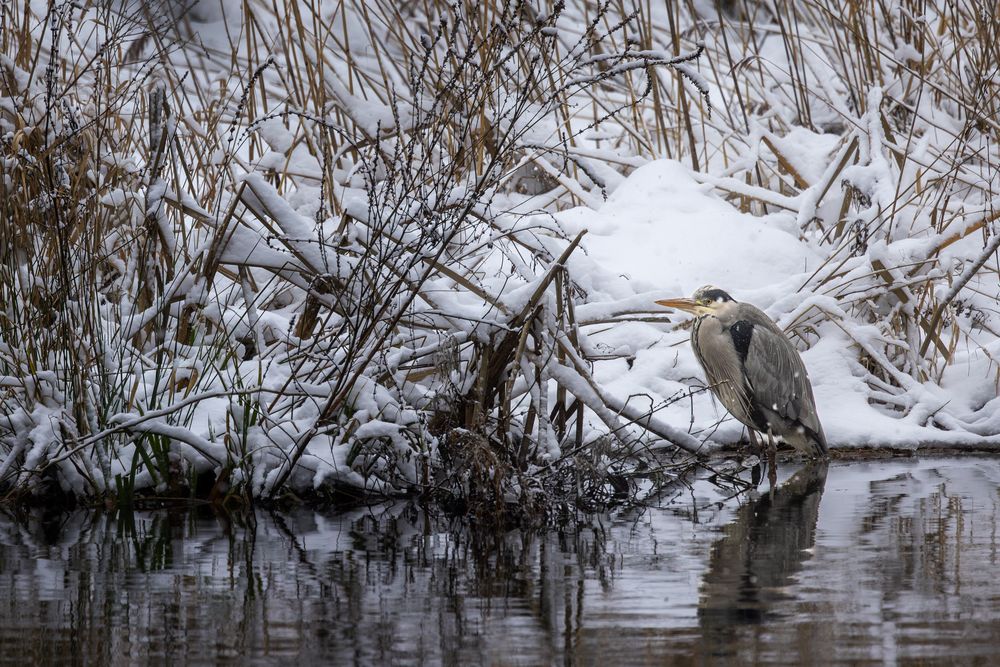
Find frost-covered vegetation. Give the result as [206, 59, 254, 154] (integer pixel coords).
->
[1, 0, 998, 511]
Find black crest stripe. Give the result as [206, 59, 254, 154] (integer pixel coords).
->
[702, 289, 734, 303]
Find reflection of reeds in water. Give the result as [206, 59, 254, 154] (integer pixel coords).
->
[697, 463, 828, 657]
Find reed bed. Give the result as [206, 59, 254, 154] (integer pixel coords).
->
[0, 0, 997, 515]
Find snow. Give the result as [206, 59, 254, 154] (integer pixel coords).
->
[566, 160, 820, 294]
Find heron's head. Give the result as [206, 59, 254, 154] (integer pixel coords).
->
[655, 285, 736, 316]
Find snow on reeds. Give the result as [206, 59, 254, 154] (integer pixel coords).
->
[0, 0, 997, 513]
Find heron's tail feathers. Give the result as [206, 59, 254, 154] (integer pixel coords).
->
[782, 421, 828, 459]
[803, 423, 828, 459]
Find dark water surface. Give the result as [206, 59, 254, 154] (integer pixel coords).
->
[2, 457, 1000, 665]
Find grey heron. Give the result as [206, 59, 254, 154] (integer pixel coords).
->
[656, 286, 828, 471]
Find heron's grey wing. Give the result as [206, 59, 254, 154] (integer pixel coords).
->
[742, 321, 826, 450]
[693, 316, 755, 427]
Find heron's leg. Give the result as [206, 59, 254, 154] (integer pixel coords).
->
[747, 430, 764, 487]
[766, 428, 778, 489]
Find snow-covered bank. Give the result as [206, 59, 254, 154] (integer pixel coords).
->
[1, 0, 998, 507]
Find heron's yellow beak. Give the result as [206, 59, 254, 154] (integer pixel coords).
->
[655, 297, 700, 314]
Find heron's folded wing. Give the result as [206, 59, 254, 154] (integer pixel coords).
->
[743, 324, 815, 428]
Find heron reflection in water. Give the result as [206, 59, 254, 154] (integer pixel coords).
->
[696, 462, 828, 656]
